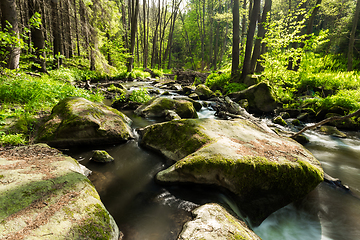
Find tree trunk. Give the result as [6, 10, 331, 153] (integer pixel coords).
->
[73, 0, 80, 56]
[79, 0, 89, 57]
[28, 0, 46, 72]
[143, 0, 148, 68]
[0, 0, 20, 69]
[64, 0, 73, 58]
[231, 0, 240, 76]
[250, 0, 272, 73]
[240, 0, 247, 49]
[240, 0, 261, 81]
[348, 0, 360, 71]
[127, 0, 140, 72]
[51, 0, 63, 68]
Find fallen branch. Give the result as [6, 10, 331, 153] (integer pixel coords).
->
[290, 108, 360, 138]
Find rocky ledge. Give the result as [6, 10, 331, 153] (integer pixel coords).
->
[139, 118, 324, 225]
[0, 144, 120, 240]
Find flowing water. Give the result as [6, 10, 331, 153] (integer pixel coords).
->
[254, 131, 360, 240]
[66, 83, 360, 239]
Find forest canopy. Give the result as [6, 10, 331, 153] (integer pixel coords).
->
[2, 0, 360, 145]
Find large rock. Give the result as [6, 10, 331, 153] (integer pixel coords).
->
[0, 144, 120, 240]
[139, 118, 323, 224]
[135, 97, 198, 119]
[228, 82, 278, 113]
[178, 203, 261, 240]
[195, 84, 216, 100]
[37, 97, 133, 148]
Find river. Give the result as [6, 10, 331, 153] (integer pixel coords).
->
[65, 83, 360, 240]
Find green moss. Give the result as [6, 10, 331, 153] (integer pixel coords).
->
[174, 153, 323, 200]
[68, 203, 113, 239]
[0, 175, 4, 179]
[141, 119, 212, 160]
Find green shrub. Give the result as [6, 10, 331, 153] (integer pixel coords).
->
[129, 88, 152, 103]
[0, 132, 27, 146]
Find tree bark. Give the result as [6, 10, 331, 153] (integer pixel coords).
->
[348, 0, 360, 71]
[64, 0, 73, 58]
[250, 0, 272, 73]
[28, 0, 46, 72]
[73, 0, 80, 56]
[127, 0, 140, 72]
[0, 0, 20, 69]
[51, 0, 63, 68]
[240, 0, 261, 82]
[231, 0, 240, 76]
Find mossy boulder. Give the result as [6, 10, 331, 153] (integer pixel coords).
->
[135, 97, 198, 119]
[228, 82, 278, 113]
[178, 203, 261, 240]
[319, 125, 347, 138]
[273, 116, 287, 126]
[0, 144, 120, 240]
[91, 150, 115, 162]
[36, 97, 133, 148]
[140, 118, 323, 225]
[195, 84, 216, 100]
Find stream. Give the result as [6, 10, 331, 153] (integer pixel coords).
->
[65, 82, 360, 240]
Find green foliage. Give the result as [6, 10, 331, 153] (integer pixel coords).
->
[113, 68, 151, 80]
[0, 73, 103, 111]
[151, 69, 164, 78]
[0, 132, 27, 146]
[129, 88, 152, 103]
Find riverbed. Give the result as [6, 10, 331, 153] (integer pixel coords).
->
[66, 82, 360, 240]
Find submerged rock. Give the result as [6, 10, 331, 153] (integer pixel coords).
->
[36, 97, 133, 148]
[228, 82, 278, 113]
[319, 125, 347, 138]
[0, 144, 120, 240]
[178, 203, 261, 240]
[135, 97, 198, 119]
[91, 150, 115, 162]
[140, 118, 323, 224]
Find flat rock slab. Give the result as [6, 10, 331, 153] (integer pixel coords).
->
[140, 118, 324, 224]
[0, 144, 120, 240]
[178, 203, 261, 240]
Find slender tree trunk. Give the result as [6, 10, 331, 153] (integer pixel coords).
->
[79, 0, 89, 57]
[51, 0, 63, 68]
[65, 0, 73, 58]
[231, 0, 240, 76]
[213, 19, 219, 71]
[127, 0, 140, 72]
[143, 0, 148, 68]
[348, 0, 360, 71]
[0, 0, 20, 69]
[250, 0, 272, 73]
[28, 0, 46, 72]
[240, 0, 261, 82]
[240, 0, 247, 50]
[73, 0, 80, 56]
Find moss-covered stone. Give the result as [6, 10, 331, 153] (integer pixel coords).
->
[178, 203, 261, 240]
[319, 125, 347, 138]
[228, 82, 278, 113]
[91, 150, 115, 162]
[0, 144, 120, 240]
[273, 116, 287, 126]
[135, 97, 198, 119]
[194, 84, 216, 100]
[141, 118, 323, 224]
[36, 97, 133, 148]
[139, 119, 212, 161]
